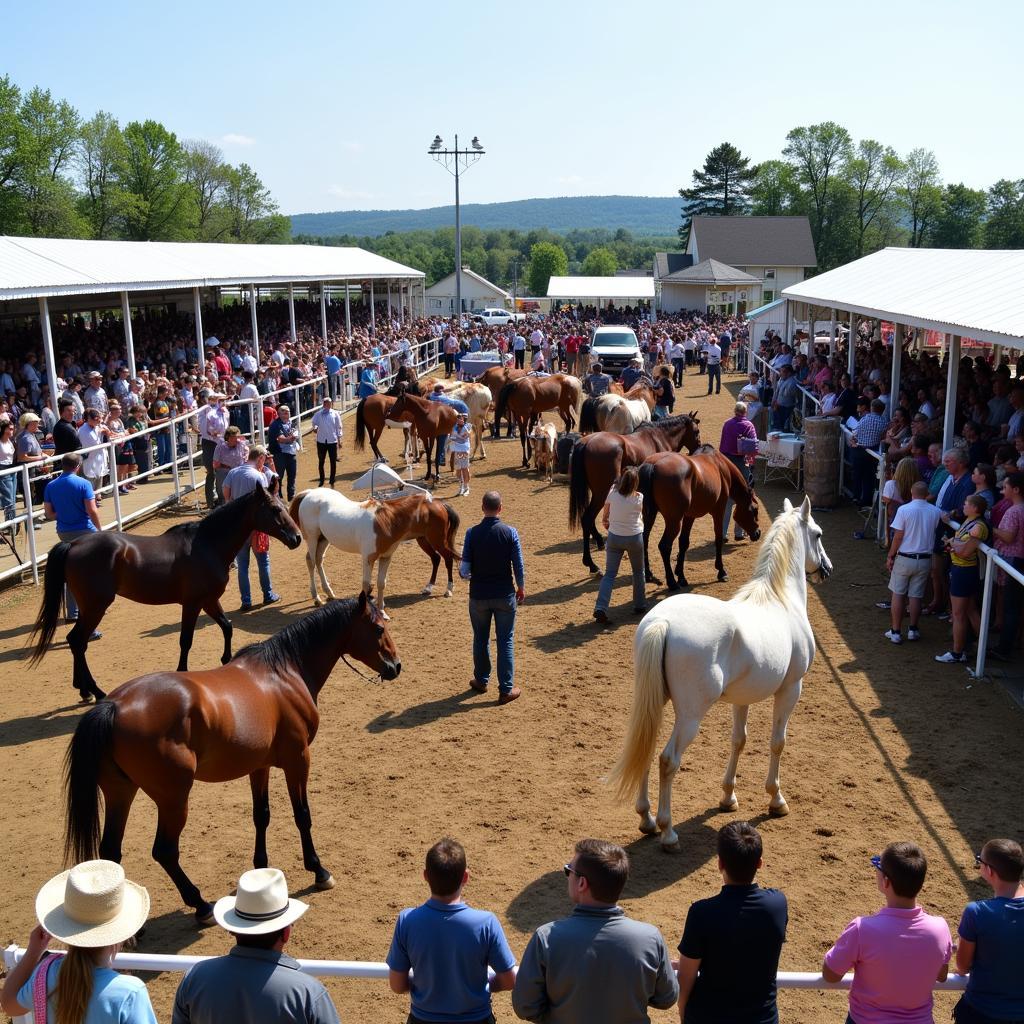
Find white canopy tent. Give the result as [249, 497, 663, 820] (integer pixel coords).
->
[546, 276, 655, 301]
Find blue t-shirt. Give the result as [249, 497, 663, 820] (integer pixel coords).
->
[959, 895, 1024, 1018]
[20, 959, 157, 1024]
[44, 472, 97, 533]
[325, 354, 342, 375]
[387, 898, 516, 1023]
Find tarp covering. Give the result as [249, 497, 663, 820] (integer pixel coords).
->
[546, 276, 655, 300]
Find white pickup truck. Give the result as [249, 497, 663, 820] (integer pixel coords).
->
[471, 308, 528, 327]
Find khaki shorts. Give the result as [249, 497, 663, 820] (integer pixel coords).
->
[888, 553, 930, 598]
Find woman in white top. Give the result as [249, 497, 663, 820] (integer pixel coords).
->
[450, 412, 473, 496]
[593, 466, 648, 623]
[0, 418, 16, 524]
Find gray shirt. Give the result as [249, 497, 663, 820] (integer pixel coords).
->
[222, 463, 267, 500]
[172, 945, 339, 1024]
[512, 905, 678, 1024]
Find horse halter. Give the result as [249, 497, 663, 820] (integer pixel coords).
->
[340, 654, 384, 684]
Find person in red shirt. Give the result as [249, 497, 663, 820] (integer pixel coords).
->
[213, 347, 232, 380]
[565, 334, 582, 376]
[262, 399, 278, 429]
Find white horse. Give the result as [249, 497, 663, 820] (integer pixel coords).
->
[607, 496, 832, 851]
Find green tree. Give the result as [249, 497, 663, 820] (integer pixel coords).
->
[183, 139, 232, 240]
[78, 111, 134, 239]
[0, 75, 23, 230]
[526, 240, 568, 296]
[899, 148, 942, 248]
[222, 162, 288, 243]
[750, 159, 802, 216]
[984, 179, 1024, 249]
[846, 140, 903, 257]
[931, 183, 987, 248]
[678, 141, 757, 241]
[580, 246, 618, 276]
[119, 119, 191, 240]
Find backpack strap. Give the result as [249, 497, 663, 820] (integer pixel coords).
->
[32, 953, 59, 1024]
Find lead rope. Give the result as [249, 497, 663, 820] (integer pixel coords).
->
[340, 654, 382, 684]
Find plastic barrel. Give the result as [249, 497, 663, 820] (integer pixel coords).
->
[802, 416, 841, 508]
[556, 432, 580, 475]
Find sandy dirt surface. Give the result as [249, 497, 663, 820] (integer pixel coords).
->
[2, 369, 1021, 1023]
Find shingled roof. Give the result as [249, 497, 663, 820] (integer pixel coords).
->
[654, 252, 694, 279]
[661, 258, 761, 286]
[690, 216, 817, 269]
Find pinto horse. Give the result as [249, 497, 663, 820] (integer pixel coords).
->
[579, 384, 656, 435]
[388, 387, 459, 482]
[568, 413, 701, 573]
[289, 488, 460, 617]
[638, 447, 762, 590]
[64, 592, 401, 922]
[494, 374, 582, 467]
[29, 487, 302, 702]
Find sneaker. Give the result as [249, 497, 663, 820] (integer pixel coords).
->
[239, 602, 253, 612]
[498, 687, 522, 706]
[934, 651, 967, 664]
[875, 600, 891, 610]
[263, 592, 282, 605]
[463, 488, 469, 496]
[907, 628, 921, 642]
[884, 629, 902, 645]
[937, 611, 952, 622]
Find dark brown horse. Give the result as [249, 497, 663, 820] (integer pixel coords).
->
[64, 592, 400, 923]
[568, 413, 701, 573]
[389, 387, 459, 482]
[480, 364, 527, 438]
[494, 374, 583, 467]
[638, 447, 762, 589]
[354, 393, 420, 463]
[29, 486, 303, 702]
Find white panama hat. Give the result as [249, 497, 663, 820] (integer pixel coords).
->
[35, 860, 150, 948]
[213, 868, 309, 935]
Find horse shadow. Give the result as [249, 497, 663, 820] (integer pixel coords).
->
[365, 687, 489, 732]
[534, 539, 584, 557]
[523, 577, 597, 607]
[0, 703, 86, 748]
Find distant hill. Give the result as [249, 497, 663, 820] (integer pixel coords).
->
[290, 195, 682, 237]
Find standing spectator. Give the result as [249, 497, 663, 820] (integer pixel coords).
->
[718, 329, 732, 373]
[126, 403, 151, 483]
[212, 426, 249, 506]
[387, 838, 517, 1022]
[357, 358, 379, 399]
[720, 401, 758, 541]
[670, 337, 686, 386]
[53, 398, 82, 455]
[107, 400, 135, 494]
[565, 331, 581, 376]
[148, 384, 174, 472]
[267, 404, 300, 501]
[222, 446, 281, 609]
[311, 395, 343, 488]
[197, 390, 228, 508]
[77, 408, 111, 502]
[971, 463, 999, 515]
[0, 419, 15, 526]
[954, 838, 1024, 1024]
[583, 362, 612, 398]
[172, 867, 338, 1024]
[881, 457, 921, 543]
[849, 399, 889, 510]
[513, 329, 527, 370]
[935, 493, 989, 665]
[593, 467, 647, 624]
[444, 333, 460, 378]
[238, 371, 259, 435]
[676, 822, 787, 1024]
[512, 838, 678, 1024]
[770, 364, 801, 433]
[0, 859, 156, 1024]
[990, 472, 1024, 662]
[460, 490, 525, 705]
[653, 365, 675, 421]
[705, 336, 722, 395]
[823, 842, 952, 1023]
[325, 346, 343, 400]
[450, 412, 472, 497]
[83, 370, 109, 416]
[620, 356, 646, 393]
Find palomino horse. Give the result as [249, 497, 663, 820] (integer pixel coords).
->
[64, 593, 401, 922]
[579, 384, 656, 435]
[289, 488, 460, 617]
[494, 374, 582, 467]
[529, 422, 558, 481]
[568, 413, 701, 573]
[388, 388, 459, 482]
[29, 487, 302, 702]
[638, 447, 762, 589]
[607, 497, 832, 851]
[480, 365, 527, 438]
[354, 393, 420, 464]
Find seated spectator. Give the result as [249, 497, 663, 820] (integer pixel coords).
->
[823, 841, 952, 1023]
[387, 837, 517, 1022]
[676, 822, 787, 1024]
[955, 838, 1024, 1023]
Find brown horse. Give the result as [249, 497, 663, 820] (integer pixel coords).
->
[638, 447, 762, 589]
[354, 393, 420, 463]
[29, 487, 303, 702]
[494, 374, 582, 467]
[389, 387, 458, 482]
[63, 592, 400, 923]
[480, 364, 527, 438]
[568, 413, 701, 573]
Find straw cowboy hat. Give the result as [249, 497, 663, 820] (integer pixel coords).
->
[213, 868, 309, 935]
[35, 860, 150, 948]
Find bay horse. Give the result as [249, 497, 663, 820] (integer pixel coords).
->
[568, 413, 702, 573]
[494, 374, 582, 468]
[388, 387, 459, 482]
[638, 447, 762, 589]
[289, 488, 460, 617]
[64, 592, 401, 922]
[480, 364, 527, 438]
[354, 393, 420, 464]
[607, 498, 832, 851]
[29, 487, 303, 702]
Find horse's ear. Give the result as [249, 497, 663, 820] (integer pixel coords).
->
[800, 495, 812, 520]
[783, 498, 794, 513]
[358, 590, 368, 612]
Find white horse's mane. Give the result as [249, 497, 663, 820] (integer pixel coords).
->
[733, 508, 801, 606]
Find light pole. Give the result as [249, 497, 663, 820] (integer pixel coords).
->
[428, 134, 485, 322]
[510, 258, 520, 311]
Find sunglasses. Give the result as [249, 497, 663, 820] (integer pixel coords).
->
[975, 853, 992, 870]
[563, 863, 587, 882]
[870, 855, 888, 879]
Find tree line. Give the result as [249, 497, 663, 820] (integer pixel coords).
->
[0, 75, 288, 243]
[679, 131, 1024, 269]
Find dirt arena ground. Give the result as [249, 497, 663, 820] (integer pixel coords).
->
[2, 370, 1022, 1023]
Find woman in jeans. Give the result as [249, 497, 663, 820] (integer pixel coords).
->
[0, 419, 16, 525]
[593, 466, 647, 624]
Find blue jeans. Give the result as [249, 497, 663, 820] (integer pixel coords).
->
[236, 540, 273, 605]
[0, 470, 15, 520]
[772, 405, 794, 432]
[58, 528, 93, 618]
[595, 533, 646, 613]
[722, 454, 752, 537]
[435, 433, 448, 464]
[706, 363, 721, 393]
[469, 594, 517, 693]
[155, 427, 172, 469]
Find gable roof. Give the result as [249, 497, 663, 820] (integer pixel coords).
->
[547, 276, 655, 299]
[690, 216, 816, 269]
[424, 267, 510, 300]
[654, 252, 694, 279]
[661, 258, 761, 286]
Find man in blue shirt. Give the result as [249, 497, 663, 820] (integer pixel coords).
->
[388, 838, 517, 1023]
[325, 348, 343, 400]
[460, 490, 525, 705]
[43, 452, 101, 637]
[429, 383, 470, 469]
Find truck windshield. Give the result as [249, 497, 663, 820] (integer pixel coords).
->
[594, 333, 637, 347]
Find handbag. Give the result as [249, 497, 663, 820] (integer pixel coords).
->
[252, 531, 270, 554]
[33, 952, 59, 1023]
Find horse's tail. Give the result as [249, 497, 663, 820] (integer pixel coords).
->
[288, 490, 310, 525]
[354, 398, 368, 450]
[606, 619, 668, 801]
[442, 501, 461, 558]
[494, 381, 516, 424]
[64, 699, 117, 864]
[568, 440, 589, 531]
[579, 397, 598, 434]
[29, 541, 72, 666]
[637, 461, 658, 525]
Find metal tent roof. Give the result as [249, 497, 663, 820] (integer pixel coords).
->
[782, 247, 1024, 348]
[0, 236, 424, 302]
[546, 276, 655, 300]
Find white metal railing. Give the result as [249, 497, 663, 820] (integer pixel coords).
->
[749, 348, 822, 428]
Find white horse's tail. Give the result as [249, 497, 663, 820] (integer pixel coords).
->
[607, 619, 668, 801]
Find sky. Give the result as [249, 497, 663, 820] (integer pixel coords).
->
[4, 0, 1022, 216]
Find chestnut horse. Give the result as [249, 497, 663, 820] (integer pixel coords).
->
[480, 364, 527, 438]
[568, 413, 701, 573]
[494, 374, 582, 467]
[388, 388, 459, 482]
[638, 447, 762, 590]
[29, 487, 302, 702]
[354, 393, 421, 463]
[64, 592, 401, 922]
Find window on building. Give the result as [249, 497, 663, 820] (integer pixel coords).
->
[763, 290, 775, 303]
[764, 269, 776, 281]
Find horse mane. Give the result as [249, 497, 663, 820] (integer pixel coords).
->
[634, 413, 693, 433]
[168, 488, 259, 537]
[734, 510, 800, 606]
[234, 597, 360, 675]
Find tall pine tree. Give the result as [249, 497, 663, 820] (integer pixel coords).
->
[678, 142, 757, 242]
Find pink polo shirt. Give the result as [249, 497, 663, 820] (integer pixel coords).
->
[824, 906, 952, 1024]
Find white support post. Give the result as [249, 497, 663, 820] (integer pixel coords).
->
[829, 308, 836, 359]
[974, 552, 996, 680]
[288, 283, 297, 345]
[249, 285, 260, 362]
[38, 297, 58, 410]
[319, 283, 328, 343]
[193, 288, 205, 377]
[890, 322, 902, 409]
[783, 300, 791, 349]
[121, 291, 137, 380]
[847, 311, 856, 380]
[370, 281, 376, 334]
[943, 335, 961, 452]
[344, 284, 352, 340]
[387, 281, 393, 322]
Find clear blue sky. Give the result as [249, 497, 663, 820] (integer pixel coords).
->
[5, 0, 1020, 216]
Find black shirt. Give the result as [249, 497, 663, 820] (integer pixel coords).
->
[53, 419, 81, 455]
[679, 884, 788, 1024]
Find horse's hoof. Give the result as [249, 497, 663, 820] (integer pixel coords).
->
[315, 873, 336, 891]
[667, 581, 680, 592]
[421, 585, 434, 596]
[444, 589, 453, 599]
[77, 690, 95, 704]
[588, 564, 599, 574]
[769, 801, 790, 818]
[660, 840, 682, 854]
[380, 610, 391, 622]
[196, 905, 216, 926]
[638, 817, 659, 836]
[718, 571, 729, 582]
[719, 796, 739, 812]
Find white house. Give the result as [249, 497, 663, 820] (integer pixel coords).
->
[425, 268, 511, 314]
[655, 257, 762, 315]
